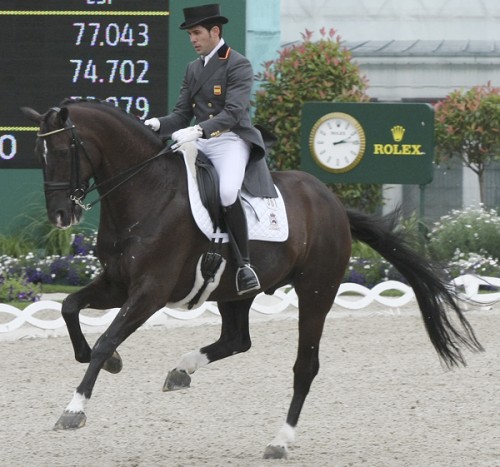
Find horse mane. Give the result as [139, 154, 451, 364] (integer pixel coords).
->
[58, 97, 163, 145]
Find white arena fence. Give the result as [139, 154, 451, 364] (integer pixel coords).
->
[0, 275, 498, 336]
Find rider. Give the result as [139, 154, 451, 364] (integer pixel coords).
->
[145, 3, 265, 295]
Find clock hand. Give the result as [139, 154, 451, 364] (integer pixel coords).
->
[332, 131, 357, 145]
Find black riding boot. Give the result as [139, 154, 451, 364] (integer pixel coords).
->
[223, 197, 260, 295]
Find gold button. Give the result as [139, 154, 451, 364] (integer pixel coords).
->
[211, 130, 220, 137]
[207, 102, 213, 108]
[192, 103, 196, 108]
[209, 114, 214, 119]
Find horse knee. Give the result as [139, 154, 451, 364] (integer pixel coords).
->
[61, 296, 79, 317]
[90, 336, 117, 363]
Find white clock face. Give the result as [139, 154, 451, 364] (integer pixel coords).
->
[310, 112, 366, 173]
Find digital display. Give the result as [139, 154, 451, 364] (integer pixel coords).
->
[0, 0, 170, 168]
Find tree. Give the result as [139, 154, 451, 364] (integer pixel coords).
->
[434, 82, 500, 203]
[254, 28, 382, 212]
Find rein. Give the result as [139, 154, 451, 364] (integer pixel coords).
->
[79, 145, 173, 211]
[38, 117, 173, 211]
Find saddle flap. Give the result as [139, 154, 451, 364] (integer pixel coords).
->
[195, 151, 221, 230]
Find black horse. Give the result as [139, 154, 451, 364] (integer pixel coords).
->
[21, 100, 482, 459]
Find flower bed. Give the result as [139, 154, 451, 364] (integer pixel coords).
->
[2, 206, 500, 304]
[0, 232, 99, 304]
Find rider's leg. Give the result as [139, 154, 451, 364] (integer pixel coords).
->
[196, 133, 260, 294]
[223, 194, 260, 294]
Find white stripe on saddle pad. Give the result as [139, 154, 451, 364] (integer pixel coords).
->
[179, 143, 289, 243]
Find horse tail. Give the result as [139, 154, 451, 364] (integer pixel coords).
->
[346, 208, 484, 368]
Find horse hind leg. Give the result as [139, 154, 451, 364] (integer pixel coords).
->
[264, 287, 336, 459]
[163, 297, 253, 391]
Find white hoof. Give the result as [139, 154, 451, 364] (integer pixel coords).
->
[263, 443, 288, 459]
[264, 423, 295, 459]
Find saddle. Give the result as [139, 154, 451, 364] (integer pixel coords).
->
[194, 124, 278, 232]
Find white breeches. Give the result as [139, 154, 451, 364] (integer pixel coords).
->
[195, 132, 250, 207]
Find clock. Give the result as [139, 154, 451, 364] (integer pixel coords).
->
[309, 112, 366, 173]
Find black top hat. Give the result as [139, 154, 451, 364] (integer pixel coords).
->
[179, 4, 229, 29]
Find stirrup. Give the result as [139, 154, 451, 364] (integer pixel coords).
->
[236, 264, 260, 295]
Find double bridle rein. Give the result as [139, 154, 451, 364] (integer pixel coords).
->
[37, 109, 172, 211]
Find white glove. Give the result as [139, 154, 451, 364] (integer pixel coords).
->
[144, 117, 160, 131]
[171, 125, 203, 149]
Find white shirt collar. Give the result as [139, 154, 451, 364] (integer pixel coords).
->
[203, 38, 225, 66]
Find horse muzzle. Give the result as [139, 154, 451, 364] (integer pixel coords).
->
[47, 198, 83, 229]
[44, 181, 84, 228]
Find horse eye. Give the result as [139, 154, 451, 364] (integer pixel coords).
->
[53, 149, 69, 157]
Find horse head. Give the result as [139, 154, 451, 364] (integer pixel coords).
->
[23, 98, 167, 228]
[21, 105, 88, 228]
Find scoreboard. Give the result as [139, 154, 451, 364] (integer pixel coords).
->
[0, 0, 170, 168]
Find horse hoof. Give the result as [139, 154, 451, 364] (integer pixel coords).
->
[53, 411, 87, 430]
[263, 444, 288, 460]
[163, 369, 191, 391]
[102, 351, 122, 374]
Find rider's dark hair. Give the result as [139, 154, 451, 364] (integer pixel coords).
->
[201, 23, 223, 37]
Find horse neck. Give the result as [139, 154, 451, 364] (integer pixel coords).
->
[73, 105, 186, 226]
[78, 107, 163, 177]
[97, 152, 187, 237]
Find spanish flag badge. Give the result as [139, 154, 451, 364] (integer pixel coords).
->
[213, 85, 222, 96]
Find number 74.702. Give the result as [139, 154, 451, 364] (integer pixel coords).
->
[70, 59, 149, 84]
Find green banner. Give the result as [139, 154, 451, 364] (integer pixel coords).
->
[301, 102, 435, 184]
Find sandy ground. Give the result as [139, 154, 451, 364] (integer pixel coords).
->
[0, 303, 499, 467]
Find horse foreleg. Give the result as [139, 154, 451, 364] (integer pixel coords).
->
[163, 298, 253, 391]
[54, 294, 160, 430]
[264, 304, 330, 460]
[61, 275, 126, 367]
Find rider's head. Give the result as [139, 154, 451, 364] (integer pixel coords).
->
[180, 4, 228, 57]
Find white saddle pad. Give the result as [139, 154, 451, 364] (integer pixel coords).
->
[180, 144, 289, 243]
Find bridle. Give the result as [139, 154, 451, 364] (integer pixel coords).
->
[37, 107, 173, 211]
[37, 109, 94, 210]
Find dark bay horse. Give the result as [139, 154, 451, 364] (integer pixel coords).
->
[21, 100, 482, 459]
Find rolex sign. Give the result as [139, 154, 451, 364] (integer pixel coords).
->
[301, 102, 435, 184]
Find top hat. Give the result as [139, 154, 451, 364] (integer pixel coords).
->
[179, 4, 229, 29]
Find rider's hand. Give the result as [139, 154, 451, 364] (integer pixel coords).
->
[172, 125, 203, 149]
[144, 117, 160, 132]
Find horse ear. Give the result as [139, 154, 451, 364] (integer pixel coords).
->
[20, 106, 42, 124]
[59, 107, 69, 124]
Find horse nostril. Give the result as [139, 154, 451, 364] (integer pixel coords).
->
[54, 210, 69, 228]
